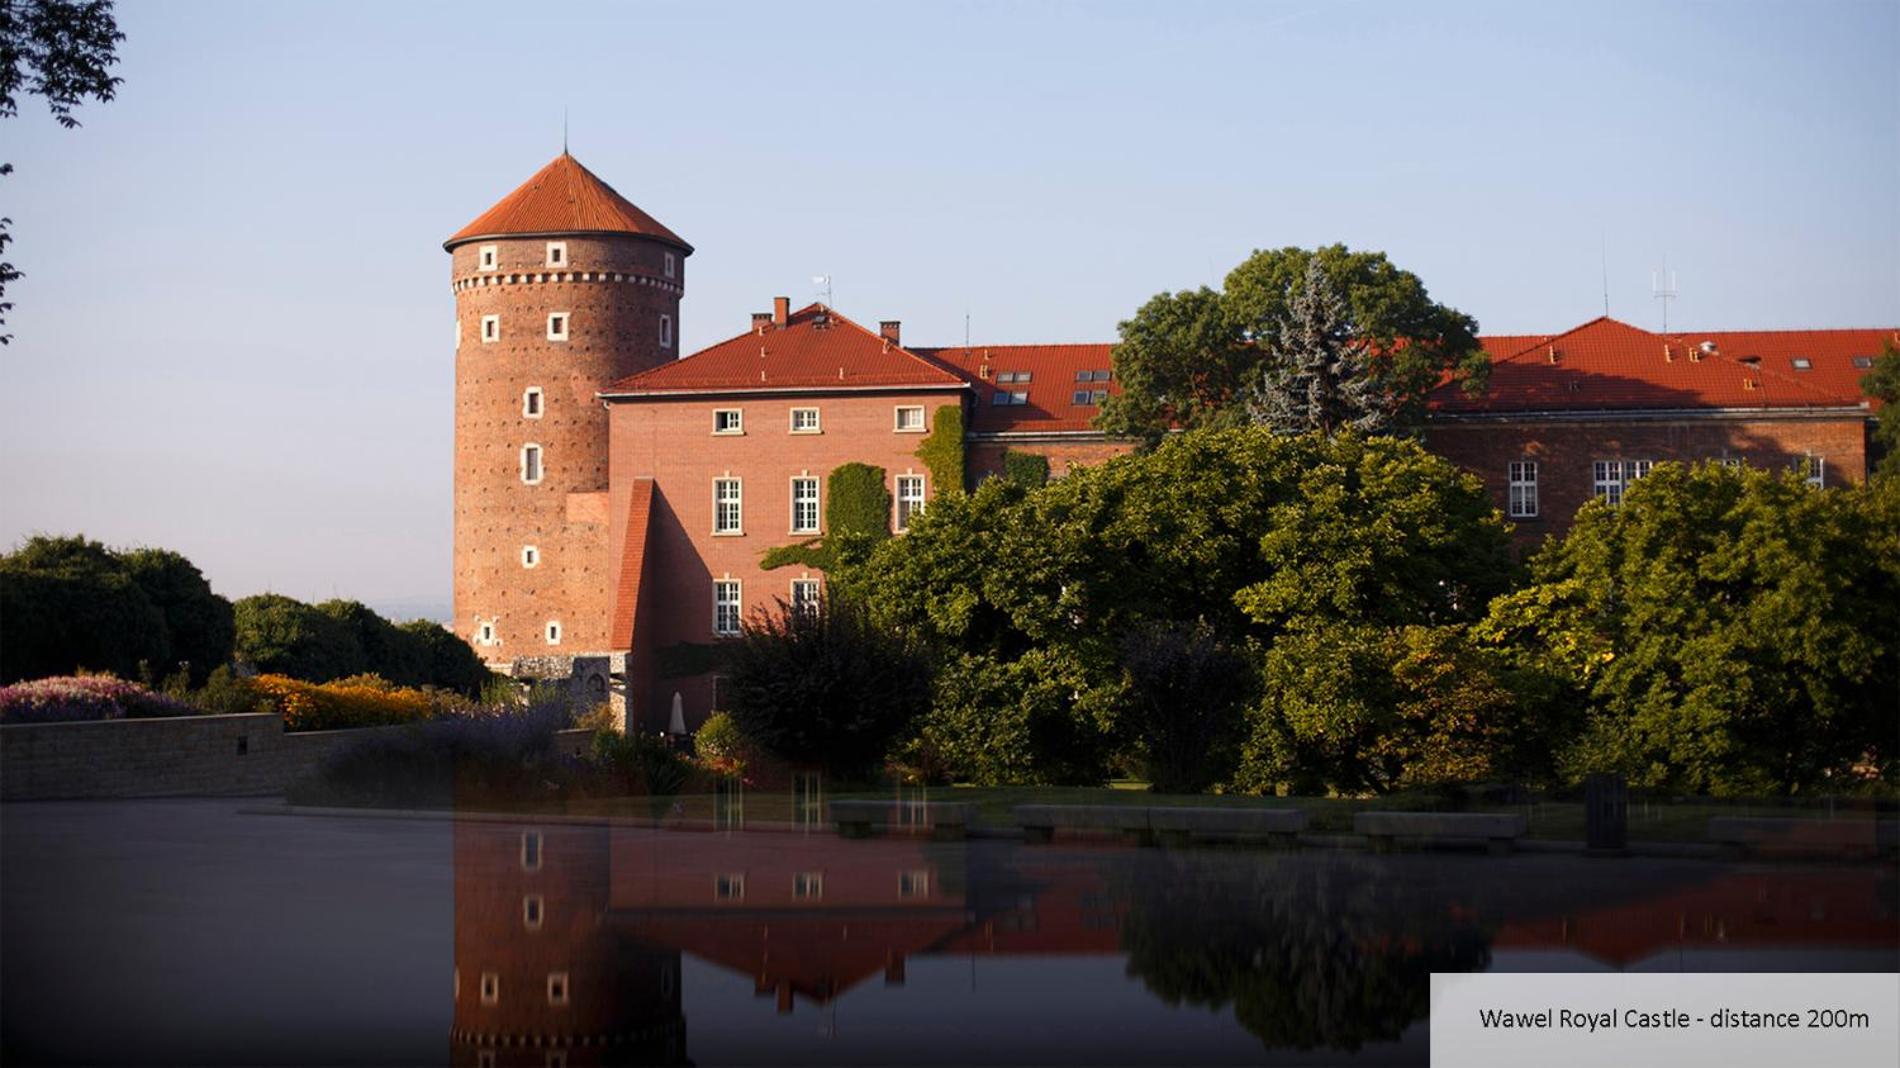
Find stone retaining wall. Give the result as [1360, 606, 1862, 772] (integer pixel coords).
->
[0, 715, 597, 801]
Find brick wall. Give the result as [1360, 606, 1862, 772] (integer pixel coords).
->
[0, 714, 596, 800]
[1424, 413, 1871, 543]
[967, 437, 1138, 481]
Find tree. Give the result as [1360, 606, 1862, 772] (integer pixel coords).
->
[1862, 339, 1900, 479]
[1479, 463, 1899, 795]
[1121, 620, 1253, 793]
[1, 0, 125, 342]
[317, 599, 428, 686]
[1098, 244, 1484, 443]
[1248, 259, 1393, 435]
[723, 594, 931, 779]
[399, 618, 494, 698]
[120, 548, 235, 685]
[0, 534, 166, 682]
[233, 594, 366, 683]
[914, 648, 1122, 786]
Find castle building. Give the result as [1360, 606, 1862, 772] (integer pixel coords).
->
[447, 154, 1890, 730]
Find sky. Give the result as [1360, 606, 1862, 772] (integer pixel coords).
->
[1, 0, 1894, 618]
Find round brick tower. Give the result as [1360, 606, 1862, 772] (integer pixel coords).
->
[445, 153, 690, 664]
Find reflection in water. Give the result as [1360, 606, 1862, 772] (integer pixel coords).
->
[450, 822, 1899, 1064]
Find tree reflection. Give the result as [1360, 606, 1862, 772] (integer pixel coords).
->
[1119, 854, 1489, 1051]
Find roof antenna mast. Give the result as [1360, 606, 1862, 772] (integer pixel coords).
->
[811, 274, 833, 307]
[1651, 257, 1678, 333]
[1600, 234, 1610, 317]
[562, 108, 568, 154]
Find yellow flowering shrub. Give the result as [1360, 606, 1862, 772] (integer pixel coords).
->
[250, 674, 438, 732]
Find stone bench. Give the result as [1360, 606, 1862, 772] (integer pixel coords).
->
[1014, 804, 1307, 846]
[828, 800, 979, 840]
[1355, 811, 1527, 855]
[1707, 817, 1896, 858]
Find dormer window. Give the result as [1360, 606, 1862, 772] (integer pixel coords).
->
[545, 242, 567, 267]
[547, 313, 569, 341]
[478, 245, 499, 272]
[1790, 357, 1812, 371]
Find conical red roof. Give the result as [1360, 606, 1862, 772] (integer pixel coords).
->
[445, 153, 691, 250]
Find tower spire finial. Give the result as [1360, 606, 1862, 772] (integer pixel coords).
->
[562, 108, 569, 155]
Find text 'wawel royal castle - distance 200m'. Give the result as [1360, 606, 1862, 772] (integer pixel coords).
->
[445, 154, 1893, 731]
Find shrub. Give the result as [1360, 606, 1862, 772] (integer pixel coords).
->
[120, 548, 235, 685]
[0, 675, 195, 724]
[190, 665, 266, 715]
[0, 536, 170, 684]
[574, 703, 617, 733]
[249, 673, 438, 732]
[918, 649, 1120, 785]
[692, 711, 752, 773]
[1121, 620, 1254, 794]
[286, 701, 575, 809]
[234, 594, 366, 682]
[592, 729, 694, 797]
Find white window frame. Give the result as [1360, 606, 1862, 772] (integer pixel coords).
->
[715, 872, 745, 900]
[793, 871, 823, 900]
[791, 476, 820, 534]
[1800, 454, 1826, 488]
[480, 971, 500, 1006]
[894, 405, 926, 433]
[522, 894, 544, 931]
[476, 619, 498, 646]
[521, 545, 540, 569]
[546, 971, 569, 1007]
[659, 314, 673, 348]
[713, 409, 744, 435]
[898, 870, 930, 897]
[481, 314, 500, 343]
[521, 831, 542, 871]
[713, 477, 743, 535]
[1507, 460, 1538, 519]
[545, 241, 567, 268]
[478, 245, 499, 272]
[1591, 459, 1652, 506]
[895, 474, 926, 532]
[545, 620, 562, 646]
[546, 312, 569, 341]
[664, 252, 677, 279]
[521, 443, 544, 485]
[522, 387, 544, 419]
[713, 579, 742, 637]
[791, 577, 820, 616]
[790, 407, 821, 434]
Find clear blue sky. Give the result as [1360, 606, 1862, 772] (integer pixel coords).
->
[2, 0, 1894, 618]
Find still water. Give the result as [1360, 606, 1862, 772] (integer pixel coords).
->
[2, 800, 1894, 1065]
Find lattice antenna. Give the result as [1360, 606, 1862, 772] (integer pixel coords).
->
[811, 274, 833, 307]
[1651, 258, 1678, 333]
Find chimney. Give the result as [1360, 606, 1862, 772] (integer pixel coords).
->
[752, 311, 773, 333]
[879, 320, 902, 346]
[773, 296, 790, 327]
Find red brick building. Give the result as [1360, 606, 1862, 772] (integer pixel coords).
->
[446, 155, 1889, 730]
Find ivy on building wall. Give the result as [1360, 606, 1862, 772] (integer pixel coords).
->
[1002, 449, 1050, 488]
[915, 404, 966, 495]
[761, 462, 892, 572]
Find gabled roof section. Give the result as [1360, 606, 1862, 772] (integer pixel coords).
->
[610, 479, 655, 651]
[446, 153, 691, 251]
[1431, 316, 1886, 415]
[914, 344, 1120, 433]
[602, 304, 969, 396]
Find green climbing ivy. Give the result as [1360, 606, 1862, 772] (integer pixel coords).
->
[761, 462, 892, 572]
[1002, 449, 1050, 488]
[915, 403, 967, 496]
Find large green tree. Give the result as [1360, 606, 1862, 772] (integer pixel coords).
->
[233, 593, 367, 683]
[0, 534, 167, 682]
[1479, 463, 1899, 795]
[1862, 339, 1900, 479]
[120, 548, 234, 685]
[1, 0, 125, 342]
[1098, 244, 1485, 444]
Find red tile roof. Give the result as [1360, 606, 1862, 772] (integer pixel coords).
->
[914, 344, 1120, 433]
[1432, 317, 1890, 415]
[445, 153, 691, 250]
[601, 304, 969, 395]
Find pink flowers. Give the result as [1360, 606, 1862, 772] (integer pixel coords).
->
[0, 676, 195, 725]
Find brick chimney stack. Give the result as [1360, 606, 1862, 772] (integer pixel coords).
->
[773, 296, 790, 327]
[880, 320, 901, 345]
[752, 311, 773, 333]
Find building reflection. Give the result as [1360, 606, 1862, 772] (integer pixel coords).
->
[453, 820, 1899, 1060]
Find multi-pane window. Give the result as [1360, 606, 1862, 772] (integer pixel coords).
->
[895, 475, 926, 532]
[992, 390, 1029, 406]
[1798, 454, 1825, 488]
[996, 371, 1033, 383]
[791, 477, 820, 534]
[522, 387, 543, 418]
[790, 407, 821, 433]
[898, 870, 930, 897]
[547, 312, 569, 341]
[1507, 461, 1538, 518]
[714, 409, 743, 434]
[714, 478, 742, 534]
[1074, 369, 1111, 382]
[894, 406, 925, 432]
[1852, 356, 1874, 369]
[1591, 459, 1652, 505]
[1071, 390, 1107, 406]
[793, 871, 823, 899]
[713, 580, 742, 636]
[791, 578, 820, 616]
[521, 444, 543, 484]
[715, 873, 745, 900]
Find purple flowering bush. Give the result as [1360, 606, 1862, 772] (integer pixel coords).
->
[0, 676, 197, 725]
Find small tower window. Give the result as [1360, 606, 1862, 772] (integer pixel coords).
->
[476, 620, 497, 646]
[522, 387, 543, 418]
[545, 242, 567, 267]
[521, 831, 543, 871]
[545, 621, 562, 646]
[522, 894, 544, 930]
[480, 972, 500, 1006]
[521, 444, 543, 485]
[546, 972, 569, 1007]
[481, 315, 500, 343]
[547, 313, 569, 341]
[664, 252, 677, 279]
[659, 314, 673, 348]
[478, 245, 499, 272]
[521, 545, 539, 568]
